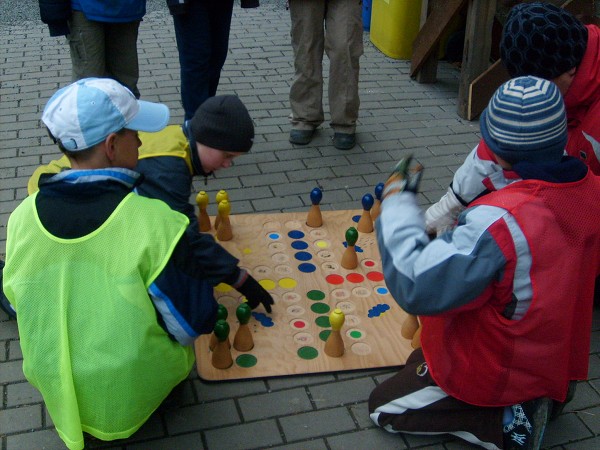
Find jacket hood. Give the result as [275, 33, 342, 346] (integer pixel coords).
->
[564, 25, 600, 125]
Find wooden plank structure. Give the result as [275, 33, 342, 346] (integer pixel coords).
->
[411, 0, 597, 120]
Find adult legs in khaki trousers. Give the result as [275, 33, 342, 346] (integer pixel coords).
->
[289, 0, 363, 148]
[68, 11, 141, 98]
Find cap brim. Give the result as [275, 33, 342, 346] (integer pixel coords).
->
[126, 100, 170, 132]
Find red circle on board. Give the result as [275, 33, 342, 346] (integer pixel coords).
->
[346, 273, 365, 283]
[325, 274, 344, 285]
[366, 271, 384, 282]
[293, 320, 306, 329]
[364, 260, 375, 267]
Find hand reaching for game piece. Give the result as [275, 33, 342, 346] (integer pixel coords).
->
[383, 155, 424, 200]
[237, 273, 274, 313]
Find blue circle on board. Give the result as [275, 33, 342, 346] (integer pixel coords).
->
[291, 240, 309, 250]
[352, 215, 361, 223]
[294, 251, 312, 261]
[268, 233, 280, 240]
[288, 230, 305, 239]
[298, 263, 316, 273]
[376, 286, 389, 295]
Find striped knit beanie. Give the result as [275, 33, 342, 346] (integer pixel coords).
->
[500, 2, 587, 79]
[480, 76, 566, 164]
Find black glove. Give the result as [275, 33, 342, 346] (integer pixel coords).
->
[237, 274, 274, 313]
[383, 154, 424, 200]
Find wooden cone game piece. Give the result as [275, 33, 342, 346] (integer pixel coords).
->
[401, 314, 419, 340]
[233, 303, 254, 352]
[341, 227, 359, 270]
[214, 190, 229, 230]
[196, 191, 212, 232]
[211, 320, 233, 369]
[209, 304, 229, 351]
[357, 193, 374, 233]
[306, 187, 323, 228]
[216, 199, 233, 241]
[411, 324, 422, 349]
[324, 308, 345, 357]
[371, 182, 384, 221]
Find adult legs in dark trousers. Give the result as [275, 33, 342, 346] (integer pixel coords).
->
[172, 0, 235, 121]
[288, 0, 363, 149]
[67, 11, 141, 98]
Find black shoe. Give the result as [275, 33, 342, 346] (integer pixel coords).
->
[0, 260, 16, 320]
[503, 398, 552, 449]
[332, 132, 356, 150]
[289, 128, 315, 145]
[550, 380, 577, 420]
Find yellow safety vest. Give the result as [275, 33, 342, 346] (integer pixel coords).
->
[3, 192, 194, 450]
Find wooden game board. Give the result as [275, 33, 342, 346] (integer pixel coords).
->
[194, 210, 414, 381]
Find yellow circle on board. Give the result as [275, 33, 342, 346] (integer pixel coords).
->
[243, 248, 252, 254]
[315, 240, 329, 248]
[278, 278, 297, 289]
[259, 279, 277, 290]
[215, 283, 233, 292]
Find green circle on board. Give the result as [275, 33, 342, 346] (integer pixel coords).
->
[236, 354, 257, 368]
[315, 316, 331, 328]
[350, 330, 362, 339]
[298, 346, 319, 360]
[307, 290, 326, 301]
[311, 303, 330, 314]
[319, 330, 331, 342]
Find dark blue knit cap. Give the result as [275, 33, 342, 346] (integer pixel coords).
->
[480, 76, 567, 164]
[501, 2, 587, 79]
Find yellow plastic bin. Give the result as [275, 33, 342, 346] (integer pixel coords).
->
[370, 0, 423, 60]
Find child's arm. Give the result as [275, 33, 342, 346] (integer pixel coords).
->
[424, 139, 503, 235]
[377, 156, 507, 316]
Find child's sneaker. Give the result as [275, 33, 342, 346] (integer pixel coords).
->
[503, 398, 552, 449]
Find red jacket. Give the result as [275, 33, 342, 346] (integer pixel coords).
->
[422, 171, 600, 406]
[563, 24, 600, 174]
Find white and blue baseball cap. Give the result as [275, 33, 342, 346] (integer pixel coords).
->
[42, 78, 170, 151]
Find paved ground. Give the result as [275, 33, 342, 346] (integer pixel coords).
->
[2, 3, 600, 450]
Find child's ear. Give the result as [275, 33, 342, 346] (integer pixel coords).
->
[104, 133, 119, 162]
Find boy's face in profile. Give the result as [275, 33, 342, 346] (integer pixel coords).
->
[112, 129, 142, 170]
[195, 142, 244, 173]
[551, 67, 577, 96]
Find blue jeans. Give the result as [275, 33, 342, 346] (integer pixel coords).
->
[172, 0, 234, 120]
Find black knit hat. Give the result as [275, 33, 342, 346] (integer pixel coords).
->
[189, 95, 254, 153]
[500, 2, 587, 79]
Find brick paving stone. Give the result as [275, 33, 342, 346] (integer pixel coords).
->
[204, 419, 282, 450]
[268, 439, 328, 450]
[327, 428, 408, 449]
[0, 359, 27, 384]
[6, 381, 43, 407]
[238, 387, 313, 421]
[127, 432, 205, 450]
[0, 404, 42, 433]
[164, 400, 240, 434]
[309, 377, 376, 409]
[542, 413, 593, 447]
[5, 429, 66, 450]
[193, 378, 268, 402]
[279, 407, 356, 442]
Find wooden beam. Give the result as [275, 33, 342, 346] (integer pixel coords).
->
[457, 0, 497, 119]
[467, 60, 510, 120]
[415, 0, 440, 83]
[410, 0, 467, 78]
